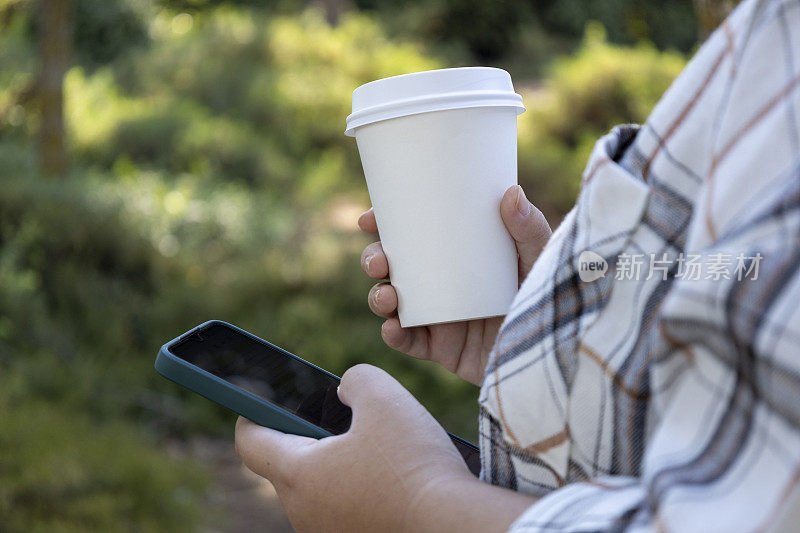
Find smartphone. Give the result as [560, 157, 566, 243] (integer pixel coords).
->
[155, 320, 481, 476]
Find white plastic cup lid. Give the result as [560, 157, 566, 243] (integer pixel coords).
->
[344, 67, 525, 137]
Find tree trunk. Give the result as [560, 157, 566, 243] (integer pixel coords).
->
[308, 0, 348, 26]
[37, 0, 72, 176]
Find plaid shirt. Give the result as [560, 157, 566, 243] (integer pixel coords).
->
[478, 1, 800, 531]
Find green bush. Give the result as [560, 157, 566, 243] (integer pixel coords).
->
[73, 0, 151, 67]
[0, 174, 163, 354]
[0, 173, 212, 531]
[355, 0, 697, 74]
[517, 24, 685, 215]
[68, 7, 439, 199]
[0, 390, 205, 532]
[532, 0, 698, 53]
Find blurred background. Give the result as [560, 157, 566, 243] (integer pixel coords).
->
[0, 0, 735, 530]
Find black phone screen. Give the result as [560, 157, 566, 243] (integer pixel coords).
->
[169, 322, 352, 435]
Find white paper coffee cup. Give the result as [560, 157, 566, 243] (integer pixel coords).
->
[345, 67, 525, 327]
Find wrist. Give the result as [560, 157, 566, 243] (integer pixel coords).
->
[402, 470, 536, 533]
[402, 471, 478, 533]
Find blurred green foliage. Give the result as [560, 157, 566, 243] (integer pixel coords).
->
[73, 0, 151, 67]
[518, 23, 685, 213]
[0, 388, 205, 532]
[357, 0, 697, 70]
[0, 0, 690, 529]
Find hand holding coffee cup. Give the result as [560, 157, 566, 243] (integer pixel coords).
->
[357, 184, 551, 385]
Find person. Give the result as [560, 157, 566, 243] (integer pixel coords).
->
[235, 0, 800, 530]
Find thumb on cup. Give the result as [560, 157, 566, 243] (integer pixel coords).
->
[500, 185, 552, 278]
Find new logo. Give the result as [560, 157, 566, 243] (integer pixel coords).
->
[577, 250, 608, 282]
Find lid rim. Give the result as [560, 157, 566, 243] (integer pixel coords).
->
[344, 90, 524, 137]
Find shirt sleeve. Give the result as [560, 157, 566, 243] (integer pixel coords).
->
[503, 0, 800, 530]
[507, 226, 800, 532]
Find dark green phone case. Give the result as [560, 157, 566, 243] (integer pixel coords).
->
[155, 320, 334, 438]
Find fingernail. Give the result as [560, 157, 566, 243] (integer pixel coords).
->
[364, 254, 373, 271]
[516, 185, 531, 216]
[373, 287, 382, 306]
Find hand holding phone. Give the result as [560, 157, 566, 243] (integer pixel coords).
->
[155, 320, 481, 476]
[234, 363, 500, 533]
